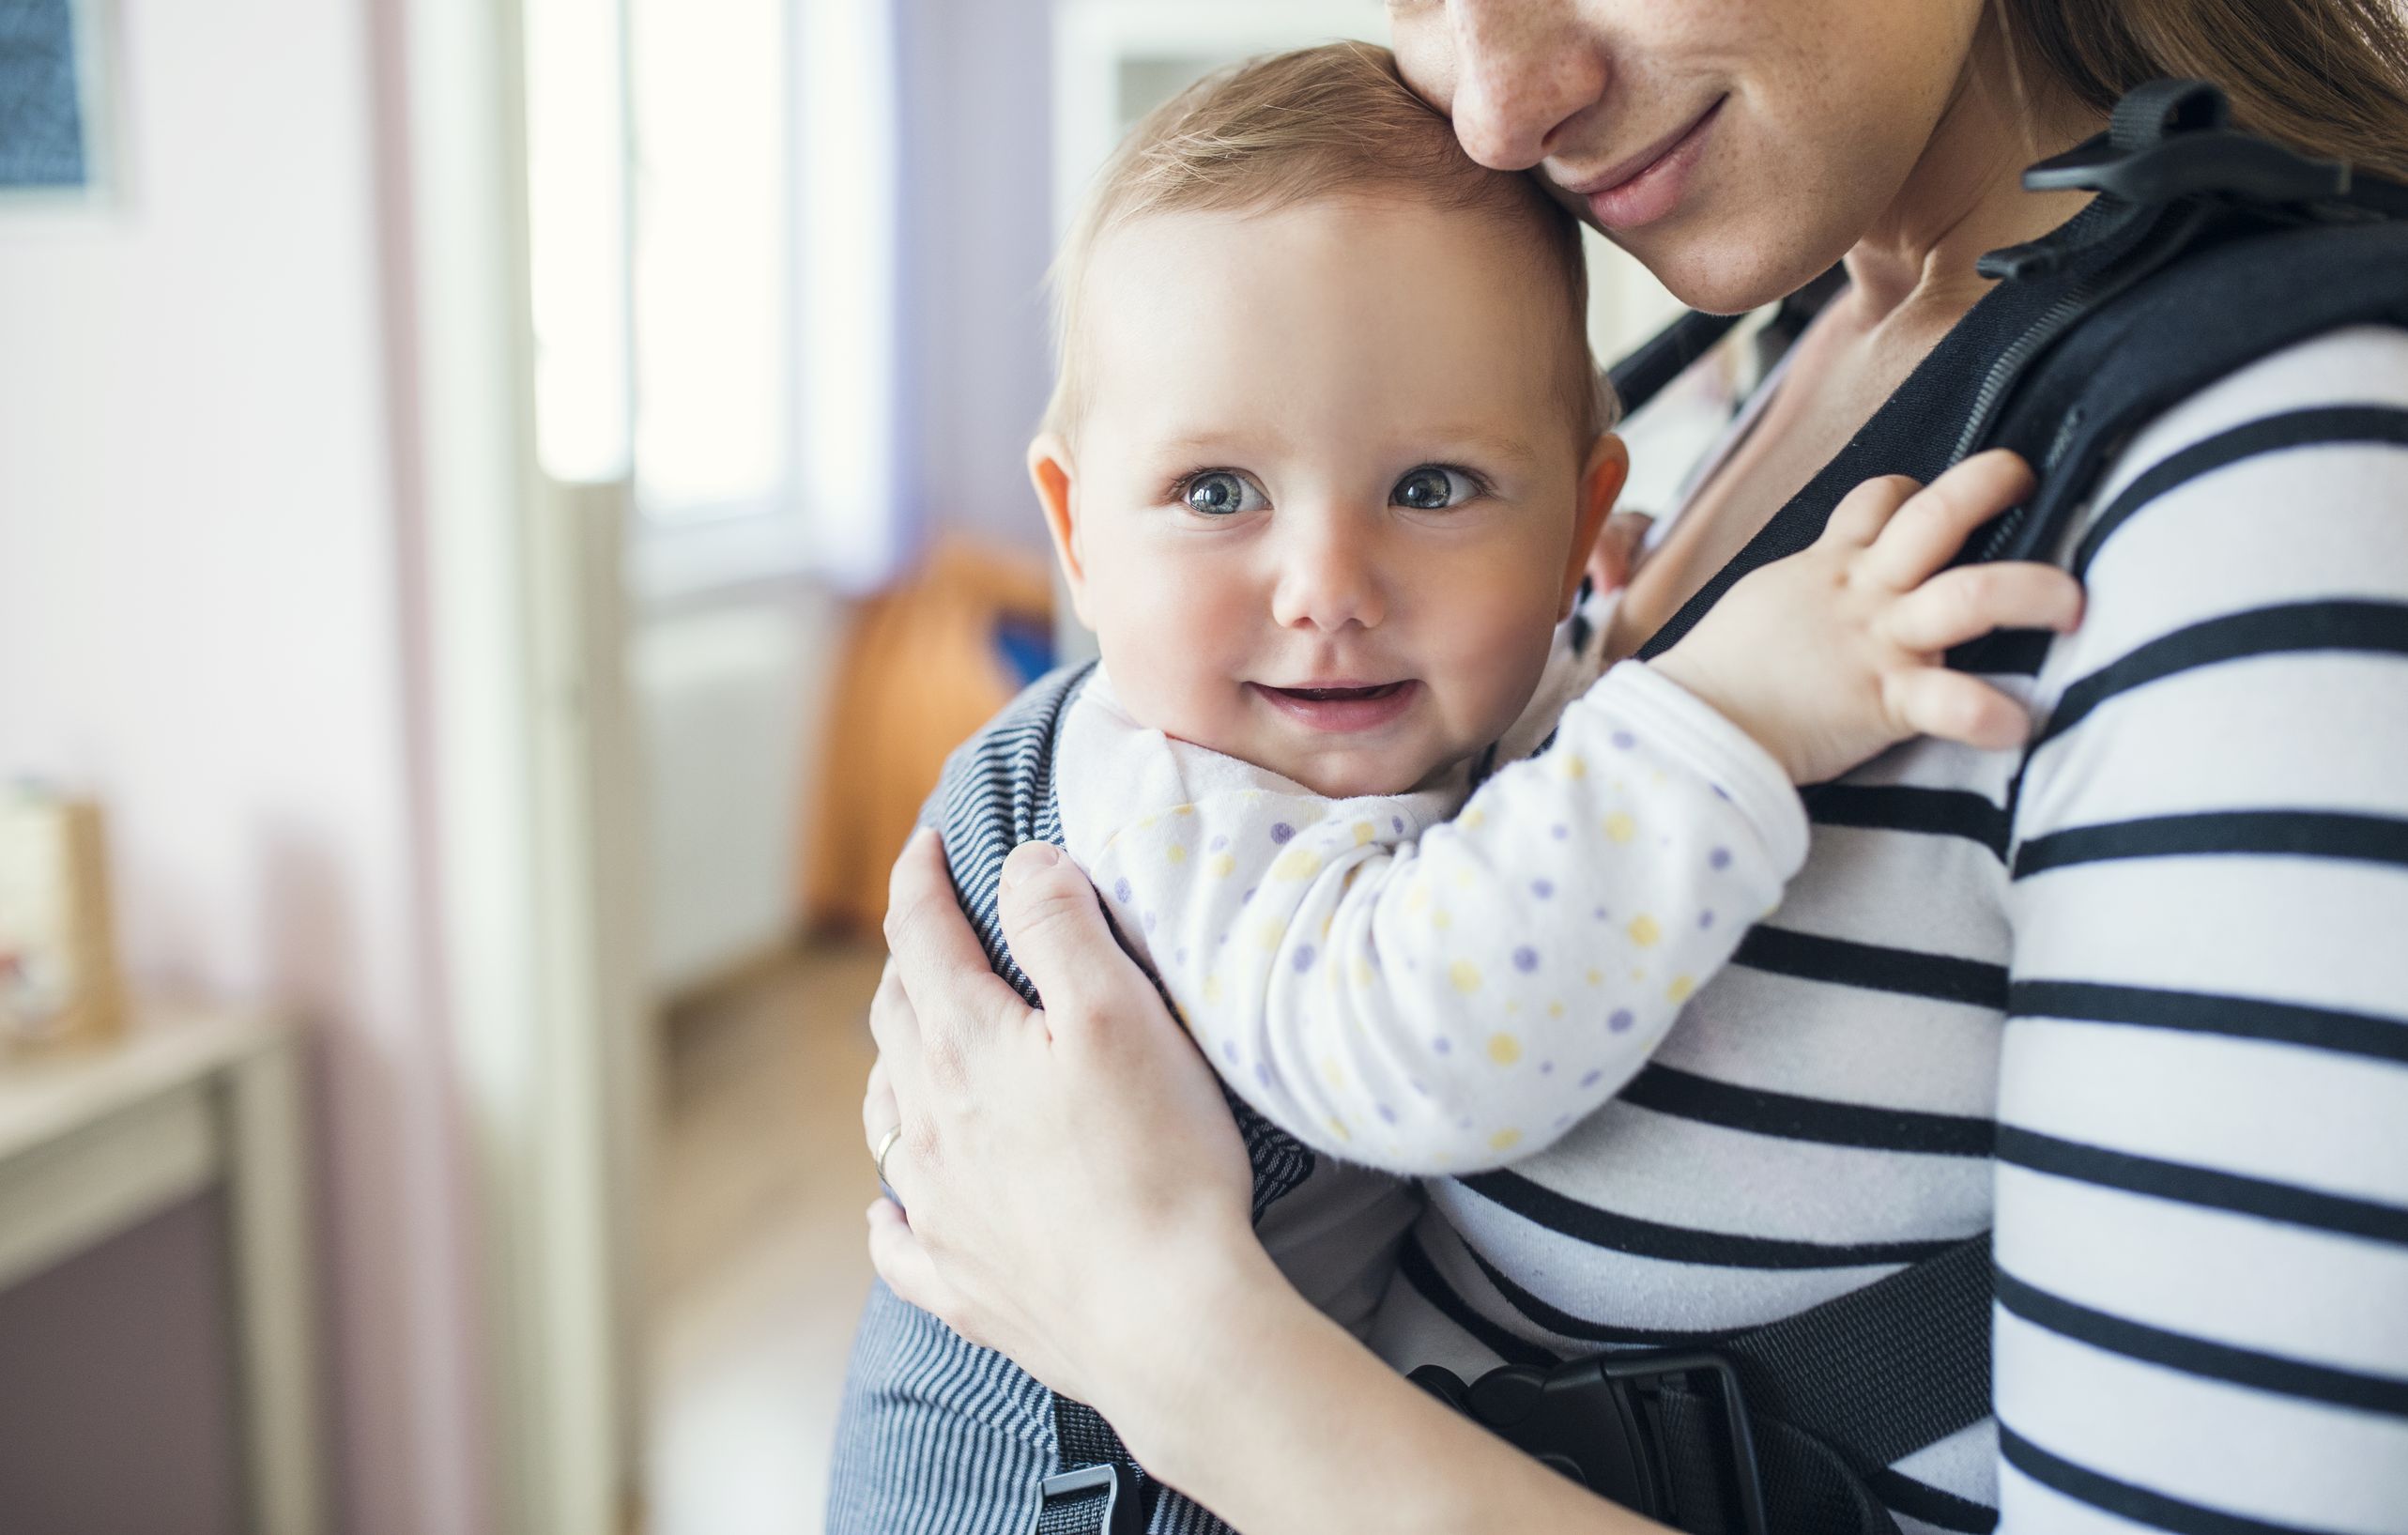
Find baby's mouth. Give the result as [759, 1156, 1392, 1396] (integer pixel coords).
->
[1250, 679, 1420, 733]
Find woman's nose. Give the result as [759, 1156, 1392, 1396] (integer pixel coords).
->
[1269, 525, 1387, 635]
[1447, 0, 1609, 171]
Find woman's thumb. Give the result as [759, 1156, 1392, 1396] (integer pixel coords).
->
[996, 841, 1128, 1023]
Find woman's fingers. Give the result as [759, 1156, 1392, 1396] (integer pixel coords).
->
[1881, 668, 2035, 752]
[867, 1198, 958, 1325]
[883, 828, 1040, 1072]
[1861, 450, 2037, 589]
[995, 841, 1164, 1046]
[1880, 560, 2084, 652]
[1587, 511, 1655, 594]
[863, 1053, 898, 1149]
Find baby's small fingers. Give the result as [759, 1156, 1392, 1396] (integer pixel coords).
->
[1861, 451, 2037, 590]
[1880, 561, 2083, 653]
[1821, 473, 1925, 549]
[1881, 668, 2035, 753]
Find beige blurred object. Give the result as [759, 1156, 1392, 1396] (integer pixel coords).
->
[0, 792, 126, 1057]
[802, 537, 1054, 936]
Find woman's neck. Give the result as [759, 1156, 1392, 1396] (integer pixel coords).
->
[1843, 23, 2103, 330]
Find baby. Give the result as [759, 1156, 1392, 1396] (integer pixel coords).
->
[830, 41, 2070, 1535]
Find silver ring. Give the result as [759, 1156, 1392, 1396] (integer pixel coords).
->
[874, 1124, 904, 1190]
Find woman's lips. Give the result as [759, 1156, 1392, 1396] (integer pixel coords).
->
[1575, 97, 1725, 233]
[1250, 680, 1419, 733]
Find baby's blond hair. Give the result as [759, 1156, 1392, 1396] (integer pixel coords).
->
[1040, 40, 1613, 445]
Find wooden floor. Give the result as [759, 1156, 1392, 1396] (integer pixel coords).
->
[647, 942, 887, 1535]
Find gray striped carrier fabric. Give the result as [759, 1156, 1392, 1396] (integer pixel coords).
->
[827, 661, 1316, 1535]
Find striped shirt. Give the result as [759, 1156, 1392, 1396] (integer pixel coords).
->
[1369, 323, 2408, 1534]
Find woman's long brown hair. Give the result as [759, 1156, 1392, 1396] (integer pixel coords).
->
[2002, 0, 2408, 180]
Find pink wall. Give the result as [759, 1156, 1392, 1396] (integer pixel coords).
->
[0, 1, 490, 1529]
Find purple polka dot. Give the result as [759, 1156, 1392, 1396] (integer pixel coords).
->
[1608, 1008, 1635, 1033]
[1143, 911, 1158, 932]
[1222, 1041, 1238, 1064]
[1270, 822, 1296, 844]
[1551, 823, 1570, 841]
[1611, 730, 1637, 750]
[1540, 1061, 1556, 1075]
[1711, 783, 1731, 801]
[1112, 878, 1133, 904]
[1531, 878, 1555, 898]
[1242, 886, 1257, 905]
[1593, 906, 1610, 921]
[1433, 1036, 1453, 1055]
[1293, 944, 1317, 974]
[1175, 947, 1189, 966]
[1254, 1061, 1273, 1087]
[1391, 816, 1405, 835]
[1699, 910, 1716, 929]
[1710, 847, 1732, 870]
[1553, 1113, 1572, 1130]
[1208, 834, 1227, 852]
[1409, 1080, 1429, 1097]
[1579, 1069, 1603, 1088]
[1512, 946, 1541, 974]
[1376, 1103, 1398, 1124]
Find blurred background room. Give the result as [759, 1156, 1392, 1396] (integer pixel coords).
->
[0, 2, 1737, 1531]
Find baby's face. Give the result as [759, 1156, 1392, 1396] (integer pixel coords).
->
[1041, 197, 1617, 799]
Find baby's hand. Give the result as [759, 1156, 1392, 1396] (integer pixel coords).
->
[1651, 450, 2081, 785]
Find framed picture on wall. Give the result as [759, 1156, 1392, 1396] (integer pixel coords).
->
[0, 0, 114, 207]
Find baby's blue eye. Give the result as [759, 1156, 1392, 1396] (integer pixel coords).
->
[1392, 465, 1480, 511]
[1183, 471, 1267, 516]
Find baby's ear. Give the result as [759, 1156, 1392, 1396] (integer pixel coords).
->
[1028, 433, 1093, 627]
[1563, 433, 1633, 615]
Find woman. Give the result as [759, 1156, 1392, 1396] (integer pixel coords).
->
[859, 2, 2408, 1530]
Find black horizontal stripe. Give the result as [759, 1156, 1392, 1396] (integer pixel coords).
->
[2001, 1425, 2334, 1535]
[2074, 406, 2408, 581]
[1734, 925, 2009, 1011]
[1945, 626, 2054, 678]
[1620, 1064, 1994, 1157]
[1998, 1267, 2408, 1419]
[2035, 599, 2408, 750]
[1996, 1125, 2408, 1248]
[1454, 1169, 1963, 1268]
[2010, 978, 2408, 1066]
[1456, 1238, 1731, 1347]
[1804, 783, 2010, 859]
[1395, 1233, 1560, 1370]
[2015, 808, 2408, 877]
[1864, 1468, 1998, 1534]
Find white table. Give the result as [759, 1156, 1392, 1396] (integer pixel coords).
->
[0, 1004, 324, 1535]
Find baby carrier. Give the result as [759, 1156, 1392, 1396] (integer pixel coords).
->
[1006, 80, 2408, 1535]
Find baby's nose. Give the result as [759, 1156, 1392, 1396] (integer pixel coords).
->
[1268, 524, 1387, 633]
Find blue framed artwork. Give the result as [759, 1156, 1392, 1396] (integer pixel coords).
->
[0, 0, 109, 200]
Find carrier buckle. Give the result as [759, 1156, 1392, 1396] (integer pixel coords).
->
[1413, 1350, 1769, 1535]
[1035, 1463, 1142, 1535]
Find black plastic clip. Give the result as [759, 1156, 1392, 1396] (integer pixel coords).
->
[1034, 1463, 1143, 1535]
[1413, 1349, 1769, 1535]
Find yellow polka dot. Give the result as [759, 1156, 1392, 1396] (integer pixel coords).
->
[1450, 959, 1483, 994]
[1207, 852, 1235, 878]
[1353, 820, 1376, 846]
[1506, 999, 1523, 1016]
[1351, 957, 1376, 990]
[1603, 812, 1636, 844]
[1627, 913, 1662, 947]
[1258, 921, 1287, 951]
[1407, 881, 1432, 913]
[1487, 1033, 1522, 1065]
[1271, 847, 1322, 881]
[1173, 803, 1195, 817]
[1203, 975, 1223, 1005]
[1631, 968, 1648, 982]
[1547, 1001, 1566, 1020]
[1327, 1116, 1351, 1142]
[1433, 909, 1453, 931]
[1561, 754, 1588, 780]
[1464, 807, 1488, 830]
[1488, 1128, 1524, 1153]
[1451, 866, 1476, 890]
[1241, 789, 1262, 804]
[1321, 1057, 1346, 1087]
[1136, 815, 1157, 831]
[1667, 975, 1696, 1004]
[1165, 843, 1188, 865]
[1341, 867, 1363, 896]
[1585, 967, 1603, 986]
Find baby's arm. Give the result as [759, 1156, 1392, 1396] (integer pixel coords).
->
[1094, 661, 1804, 1174]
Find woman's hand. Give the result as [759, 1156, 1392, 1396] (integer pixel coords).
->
[862, 829, 1260, 1416]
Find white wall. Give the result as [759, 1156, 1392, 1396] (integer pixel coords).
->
[0, 2, 490, 1529]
